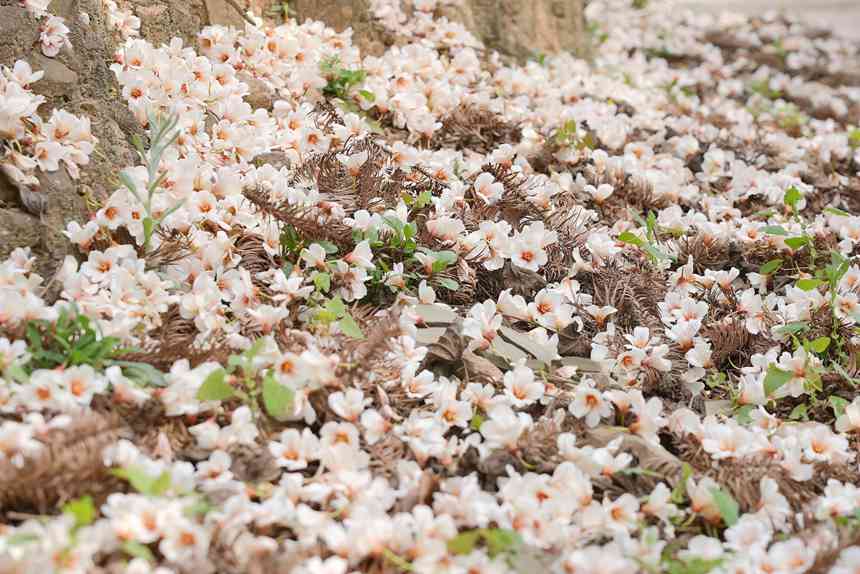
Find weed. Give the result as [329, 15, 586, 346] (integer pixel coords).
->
[196, 338, 295, 421]
[757, 188, 857, 415]
[14, 306, 164, 386]
[618, 210, 674, 266]
[121, 111, 183, 253]
[448, 528, 523, 560]
[320, 56, 367, 100]
[25, 307, 127, 371]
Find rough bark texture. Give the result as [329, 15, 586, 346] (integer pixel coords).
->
[440, 0, 589, 60]
[290, 0, 589, 60]
[290, 0, 393, 56]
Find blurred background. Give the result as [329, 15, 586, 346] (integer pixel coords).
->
[678, 0, 860, 40]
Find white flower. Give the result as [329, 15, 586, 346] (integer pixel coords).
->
[585, 183, 614, 203]
[268, 428, 319, 471]
[480, 404, 531, 450]
[301, 243, 328, 270]
[835, 397, 860, 433]
[473, 172, 504, 205]
[462, 300, 502, 350]
[503, 360, 543, 407]
[336, 150, 369, 177]
[569, 381, 612, 427]
[328, 388, 370, 421]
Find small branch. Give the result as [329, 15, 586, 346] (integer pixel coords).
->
[222, 0, 257, 26]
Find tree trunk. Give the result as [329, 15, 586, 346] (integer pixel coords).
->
[290, 0, 589, 60]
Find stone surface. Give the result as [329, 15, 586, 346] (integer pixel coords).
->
[0, 209, 43, 261]
[290, 0, 391, 56]
[0, 0, 141, 286]
[203, 0, 244, 27]
[128, 0, 210, 47]
[289, 0, 589, 60]
[238, 71, 276, 110]
[440, 0, 589, 60]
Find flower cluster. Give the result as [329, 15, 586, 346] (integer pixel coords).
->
[21, 0, 72, 57]
[0, 61, 96, 196]
[1, 0, 860, 572]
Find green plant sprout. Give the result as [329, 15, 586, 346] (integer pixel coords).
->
[754, 189, 857, 419]
[196, 338, 294, 421]
[5, 305, 165, 387]
[121, 110, 183, 253]
[618, 210, 673, 265]
[320, 56, 367, 100]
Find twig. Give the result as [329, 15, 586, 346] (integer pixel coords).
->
[222, 0, 257, 26]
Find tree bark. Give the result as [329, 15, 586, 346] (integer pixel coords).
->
[290, 0, 589, 60]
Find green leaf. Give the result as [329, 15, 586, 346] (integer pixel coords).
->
[149, 471, 172, 497]
[431, 260, 449, 273]
[4, 362, 29, 384]
[262, 373, 294, 420]
[710, 487, 740, 526]
[122, 540, 155, 563]
[824, 207, 851, 217]
[325, 296, 347, 318]
[671, 463, 693, 504]
[784, 236, 808, 249]
[829, 396, 849, 418]
[436, 277, 459, 291]
[248, 337, 268, 358]
[112, 466, 171, 497]
[775, 321, 809, 336]
[315, 309, 338, 324]
[383, 215, 405, 233]
[759, 259, 783, 275]
[316, 241, 339, 255]
[119, 171, 141, 200]
[313, 272, 331, 293]
[143, 217, 155, 241]
[644, 244, 673, 262]
[764, 365, 793, 396]
[789, 402, 808, 421]
[184, 497, 214, 517]
[762, 225, 788, 236]
[338, 314, 365, 340]
[112, 360, 167, 387]
[618, 231, 644, 246]
[808, 336, 831, 354]
[795, 278, 823, 291]
[196, 368, 234, 402]
[734, 404, 756, 425]
[470, 413, 484, 431]
[62, 496, 96, 529]
[5, 532, 41, 546]
[358, 89, 376, 102]
[435, 250, 458, 265]
[483, 528, 522, 557]
[382, 549, 414, 572]
[448, 530, 481, 555]
[414, 190, 432, 209]
[783, 186, 802, 208]
[646, 210, 659, 240]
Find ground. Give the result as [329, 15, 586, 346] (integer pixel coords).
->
[679, 0, 860, 40]
[1, 0, 860, 573]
